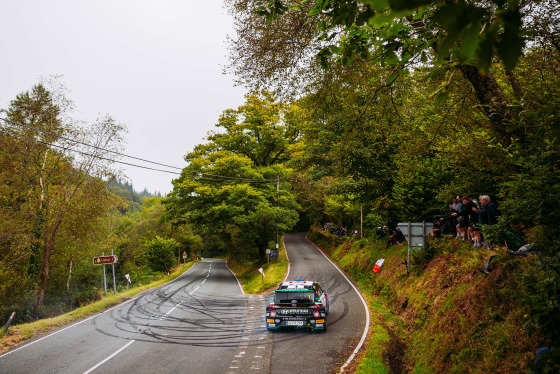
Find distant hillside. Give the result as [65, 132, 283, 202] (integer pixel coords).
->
[108, 178, 162, 212]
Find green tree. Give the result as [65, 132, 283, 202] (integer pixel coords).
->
[165, 92, 301, 260]
[227, 0, 557, 144]
[144, 236, 179, 273]
[0, 82, 125, 312]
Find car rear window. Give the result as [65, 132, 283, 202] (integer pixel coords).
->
[274, 291, 315, 305]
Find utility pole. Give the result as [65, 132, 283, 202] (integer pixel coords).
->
[360, 205, 363, 239]
[111, 248, 116, 294]
[276, 175, 279, 250]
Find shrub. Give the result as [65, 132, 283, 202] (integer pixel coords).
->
[144, 236, 179, 272]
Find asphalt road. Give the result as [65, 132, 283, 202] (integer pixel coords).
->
[266, 233, 369, 374]
[0, 233, 368, 373]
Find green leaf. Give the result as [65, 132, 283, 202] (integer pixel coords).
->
[497, 9, 525, 71]
[460, 23, 481, 61]
[386, 70, 399, 84]
[362, 0, 389, 12]
[388, 0, 431, 12]
[434, 91, 450, 108]
[368, 9, 409, 26]
[478, 27, 498, 74]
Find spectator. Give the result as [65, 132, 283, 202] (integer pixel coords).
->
[450, 196, 461, 214]
[466, 195, 479, 244]
[386, 228, 405, 249]
[479, 195, 499, 225]
[386, 216, 397, 232]
[471, 195, 485, 247]
[452, 196, 471, 240]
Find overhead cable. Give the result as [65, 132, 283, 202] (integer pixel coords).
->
[0, 126, 277, 184]
[0, 117, 272, 182]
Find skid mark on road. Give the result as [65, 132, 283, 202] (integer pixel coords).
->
[227, 295, 272, 373]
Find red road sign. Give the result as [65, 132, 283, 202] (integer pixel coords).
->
[93, 255, 118, 265]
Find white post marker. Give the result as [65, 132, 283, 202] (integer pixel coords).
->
[258, 267, 264, 283]
[125, 274, 131, 291]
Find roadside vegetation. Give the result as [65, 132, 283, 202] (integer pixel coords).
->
[0, 262, 195, 355]
[227, 239, 289, 295]
[308, 227, 538, 373]
[1, 1, 559, 371]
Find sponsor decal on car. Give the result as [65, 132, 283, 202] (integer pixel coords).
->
[278, 309, 309, 315]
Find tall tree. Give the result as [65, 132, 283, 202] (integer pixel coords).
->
[227, 0, 559, 144]
[164, 92, 301, 260]
[0, 83, 125, 311]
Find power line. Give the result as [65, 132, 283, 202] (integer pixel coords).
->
[0, 116, 182, 170]
[0, 126, 278, 184]
[0, 127, 181, 175]
[0, 117, 277, 183]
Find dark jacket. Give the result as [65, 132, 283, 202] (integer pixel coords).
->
[477, 202, 499, 225]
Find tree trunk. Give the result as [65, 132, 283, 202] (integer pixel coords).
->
[66, 255, 73, 295]
[459, 65, 513, 124]
[36, 242, 51, 310]
[36, 218, 63, 310]
[458, 64, 525, 144]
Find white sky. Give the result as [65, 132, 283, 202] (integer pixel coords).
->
[0, 0, 246, 194]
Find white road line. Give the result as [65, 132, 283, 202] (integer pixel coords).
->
[190, 286, 200, 295]
[225, 261, 245, 295]
[304, 235, 371, 373]
[160, 301, 181, 320]
[0, 263, 201, 359]
[82, 340, 135, 374]
[282, 235, 290, 282]
[0, 313, 99, 358]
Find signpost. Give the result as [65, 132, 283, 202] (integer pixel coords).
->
[269, 249, 279, 260]
[93, 255, 118, 265]
[397, 221, 433, 275]
[182, 251, 187, 264]
[93, 253, 118, 295]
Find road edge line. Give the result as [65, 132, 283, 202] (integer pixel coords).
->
[0, 263, 200, 359]
[82, 340, 135, 374]
[225, 261, 245, 295]
[282, 234, 290, 283]
[304, 235, 370, 373]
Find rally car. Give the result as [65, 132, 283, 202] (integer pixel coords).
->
[265, 280, 329, 332]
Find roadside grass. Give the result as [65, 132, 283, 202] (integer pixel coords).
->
[0, 261, 196, 354]
[227, 241, 289, 295]
[307, 227, 539, 373]
[308, 228, 393, 373]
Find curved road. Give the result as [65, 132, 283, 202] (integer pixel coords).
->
[267, 233, 368, 373]
[0, 233, 368, 373]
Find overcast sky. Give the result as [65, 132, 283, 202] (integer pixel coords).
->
[0, 0, 246, 194]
